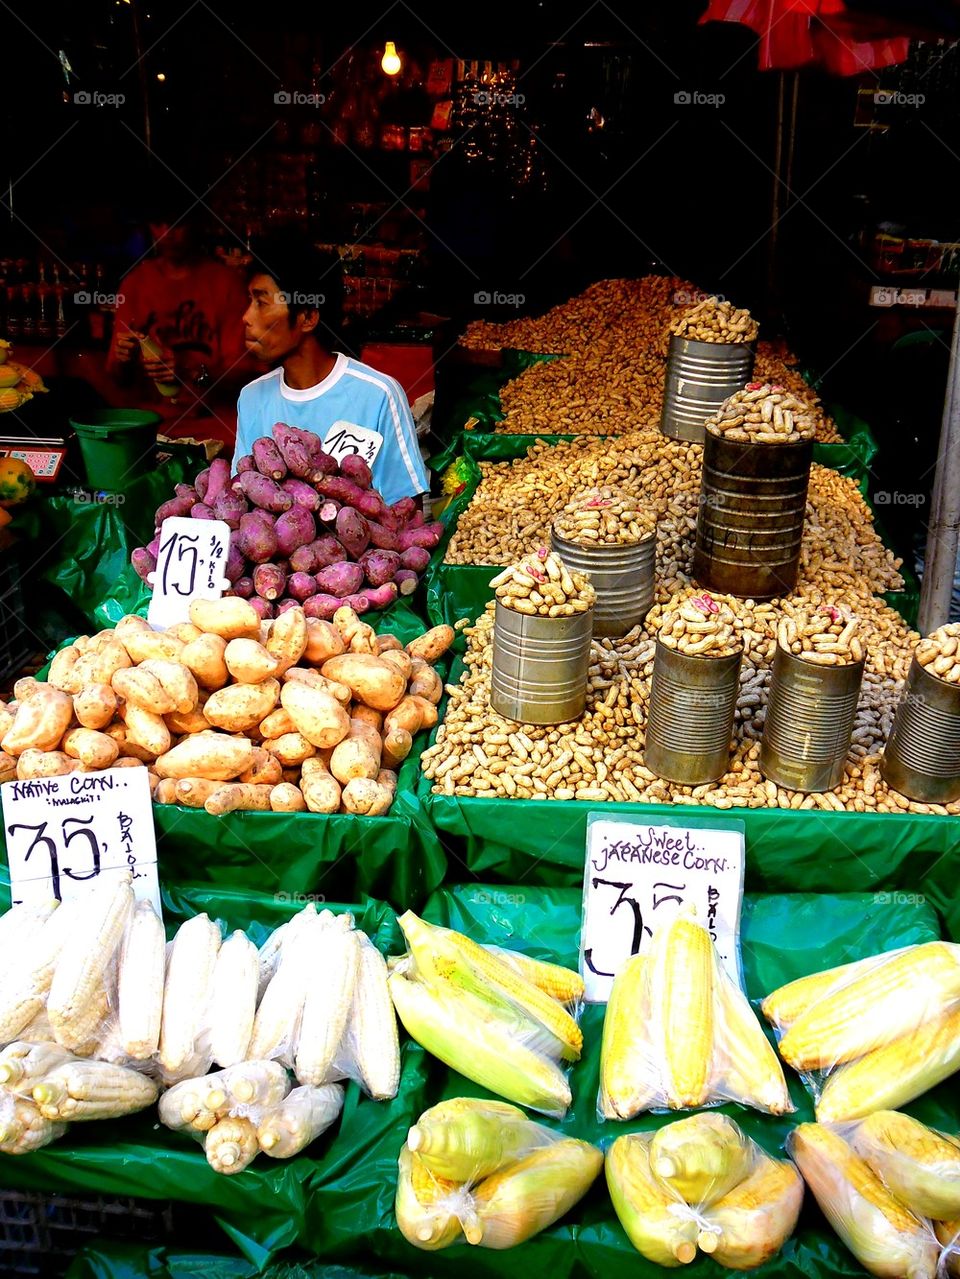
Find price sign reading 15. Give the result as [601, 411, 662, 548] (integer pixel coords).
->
[147, 517, 231, 630]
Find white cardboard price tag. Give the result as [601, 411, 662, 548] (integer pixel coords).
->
[580, 813, 745, 1003]
[2, 767, 161, 915]
[322, 421, 384, 466]
[147, 517, 231, 630]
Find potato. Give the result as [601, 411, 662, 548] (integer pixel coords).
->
[121, 703, 172, 760]
[259, 707, 296, 738]
[320, 655, 407, 712]
[300, 758, 341, 813]
[181, 634, 229, 691]
[408, 664, 443, 705]
[0, 703, 15, 738]
[351, 704, 383, 732]
[340, 777, 394, 816]
[382, 727, 413, 771]
[75, 638, 132, 686]
[406, 625, 455, 665]
[155, 734, 255, 781]
[280, 682, 350, 749]
[265, 608, 308, 674]
[112, 668, 177, 716]
[204, 680, 280, 733]
[262, 732, 316, 767]
[147, 770, 161, 797]
[283, 666, 350, 704]
[189, 597, 260, 639]
[224, 639, 280, 684]
[270, 782, 306, 813]
[120, 630, 185, 664]
[169, 622, 203, 643]
[138, 660, 199, 714]
[204, 783, 273, 815]
[48, 645, 83, 694]
[17, 750, 81, 780]
[164, 704, 211, 735]
[0, 751, 17, 782]
[173, 777, 224, 808]
[329, 719, 382, 784]
[409, 695, 439, 730]
[114, 757, 146, 770]
[374, 634, 404, 655]
[13, 678, 48, 702]
[116, 615, 151, 637]
[61, 728, 120, 771]
[239, 748, 284, 786]
[332, 606, 371, 650]
[2, 689, 74, 755]
[74, 683, 119, 730]
[103, 723, 155, 764]
[304, 618, 345, 666]
[155, 778, 180, 804]
[379, 650, 413, 683]
[383, 696, 426, 738]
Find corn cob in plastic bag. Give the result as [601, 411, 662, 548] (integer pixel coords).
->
[607, 1117, 803, 1270]
[316, 932, 400, 1101]
[599, 907, 792, 1116]
[256, 1083, 343, 1158]
[846, 1110, 960, 1223]
[0, 1090, 67, 1155]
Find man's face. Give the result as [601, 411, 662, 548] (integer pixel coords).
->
[243, 273, 312, 363]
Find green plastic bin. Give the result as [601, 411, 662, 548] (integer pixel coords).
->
[69, 409, 161, 493]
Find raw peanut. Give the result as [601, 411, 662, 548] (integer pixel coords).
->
[705, 383, 816, 444]
[553, 485, 656, 546]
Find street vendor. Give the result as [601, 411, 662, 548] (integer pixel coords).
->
[232, 232, 429, 506]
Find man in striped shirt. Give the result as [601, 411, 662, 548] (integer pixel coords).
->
[232, 234, 428, 505]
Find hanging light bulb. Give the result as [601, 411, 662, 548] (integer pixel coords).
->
[381, 41, 402, 76]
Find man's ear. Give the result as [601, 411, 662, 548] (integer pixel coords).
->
[298, 307, 320, 336]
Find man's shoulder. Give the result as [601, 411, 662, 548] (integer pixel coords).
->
[239, 367, 282, 401]
[340, 356, 406, 403]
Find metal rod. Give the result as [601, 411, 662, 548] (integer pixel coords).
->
[767, 72, 786, 302]
[918, 292, 960, 632]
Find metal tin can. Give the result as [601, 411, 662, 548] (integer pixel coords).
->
[693, 432, 813, 599]
[645, 638, 743, 784]
[490, 601, 594, 725]
[550, 528, 656, 638]
[880, 657, 960, 803]
[660, 335, 756, 443]
[760, 646, 865, 792]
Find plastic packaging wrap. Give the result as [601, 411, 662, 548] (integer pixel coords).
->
[599, 907, 792, 1117]
[323, 933, 400, 1101]
[395, 1097, 602, 1251]
[846, 1111, 960, 1223]
[762, 942, 960, 1121]
[388, 911, 583, 1119]
[607, 1115, 803, 1270]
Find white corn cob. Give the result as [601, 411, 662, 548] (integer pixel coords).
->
[205, 1115, 259, 1175]
[32, 1060, 158, 1121]
[0, 898, 81, 1043]
[257, 922, 289, 1001]
[159, 913, 221, 1072]
[0, 900, 58, 949]
[349, 935, 400, 1100]
[158, 1071, 228, 1133]
[88, 1014, 133, 1066]
[48, 876, 133, 1050]
[19, 1007, 56, 1043]
[0, 1041, 75, 1092]
[0, 1094, 66, 1155]
[207, 930, 258, 1068]
[155, 1047, 214, 1088]
[257, 1084, 343, 1158]
[223, 1058, 291, 1108]
[248, 913, 323, 1064]
[295, 926, 361, 1086]
[118, 900, 166, 1059]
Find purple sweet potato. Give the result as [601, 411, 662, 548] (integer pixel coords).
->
[317, 476, 367, 507]
[281, 477, 321, 511]
[194, 469, 211, 502]
[378, 506, 402, 533]
[366, 520, 400, 552]
[339, 454, 372, 489]
[236, 512, 279, 564]
[405, 509, 426, 530]
[146, 536, 160, 558]
[302, 593, 343, 621]
[233, 576, 255, 599]
[175, 483, 199, 504]
[276, 598, 300, 614]
[311, 449, 339, 478]
[399, 545, 431, 573]
[287, 571, 317, 601]
[131, 547, 156, 583]
[355, 490, 387, 522]
[397, 523, 443, 552]
[364, 582, 398, 610]
[236, 454, 256, 474]
[236, 471, 293, 514]
[213, 490, 249, 529]
[253, 436, 287, 481]
[361, 549, 401, 588]
[317, 499, 340, 525]
[341, 592, 371, 615]
[206, 457, 232, 504]
[316, 560, 364, 597]
[273, 423, 337, 474]
[275, 437, 314, 479]
[253, 562, 287, 601]
[190, 502, 216, 521]
[288, 544, 318, 575]
[225, 541, 246, 583]
[393, 569, 419, 596]
[391, 496, 418, 523]
[275, 506, 316, 557]
[155, 494, 195, 527]
[249, 597, 274, 621]
[335, 507, 370, 558]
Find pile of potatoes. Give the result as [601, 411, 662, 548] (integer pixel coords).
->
[0, 601, 454, 818]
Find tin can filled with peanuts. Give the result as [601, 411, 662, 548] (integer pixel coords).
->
[660, 297, 758, 443]
[881, 624, 960, 803]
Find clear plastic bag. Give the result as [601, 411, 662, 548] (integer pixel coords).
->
[845, 1111, 960, 1223]
[321, 933, 400, 1101]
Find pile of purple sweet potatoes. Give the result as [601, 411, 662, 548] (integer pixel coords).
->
[131, 423, 442, 619]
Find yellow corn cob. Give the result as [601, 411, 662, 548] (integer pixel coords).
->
[395, 1145, 466, 1250]
[850, 1110, 960, 1221]
[295, 926, 360, 1086]
[207, 930, 258, 1068]
[407, 1097, 552, 1183]
[817, 1002, 960, 1123]
[257, 1083, 343, 1158]
[349, 936, 400, 1101]
[117, 899, 165, 1060]
[935, 1220, 960, 1279]
[600, 954, 657, 1119]
[470, 1137, 602, 1249]
[388, 970, 572, 1118]
[697, 1150, 804, 1270]
[649, 909, 715, 1108]
[762, 954, 882, 1028]
[159, 913, 221, 1072]
[223, 1059, 290, 1108]
[778, 942, 960, 1072]
[0, 1096, 67, 1155]
[715, 970, 793, 1115]
[47, 877, 133, 1051]
[650, 1113, 756, 1206]
[605, 1134, 699, 1266]
[398, 911, 582, 1062]
[33, 1060, 158, 1121]
[484, 945, 584, 1004]
[0, 898, 80, 1043]
[205, 1115, 259, 1175]
[788, 1123, 938, 1279]
[0, 1041, 75, 1091]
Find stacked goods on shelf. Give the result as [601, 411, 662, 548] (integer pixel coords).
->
[395, 1097, 602, 1251]
[387, 911, 583, 1117]
[606, 1114, 803, 1270]
[131, 429, 442, 619]
[0, 602, 453, 816]
[762, 941, 960, 1120]
[599, 908, 792, 1116]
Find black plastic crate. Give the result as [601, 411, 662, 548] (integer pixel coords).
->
[0, 1192, 174, 1277]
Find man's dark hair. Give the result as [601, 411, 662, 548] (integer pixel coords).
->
[248, 228, 344, 347]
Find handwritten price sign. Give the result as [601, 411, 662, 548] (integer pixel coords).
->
[147, 517, 231, 630]
[322, 421, 384, 466]
[2, 768, 160, 913]
[580, 814, 745, 1003]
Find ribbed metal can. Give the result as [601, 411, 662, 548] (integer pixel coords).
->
[693, 432, 813, 599]
[760, 646, 865, 792]
[550, 528, 656, 638]
[645, 638, 743, 784]
[880, 658, 960, 803]
[490, 601, 594, 725]
[660, 335, 756, 443]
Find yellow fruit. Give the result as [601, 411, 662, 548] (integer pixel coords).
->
[0, 457, 37, 506]
[408, 1097, 550, 1183]
[649, 908, 716, 1108]
[469, 1137, 603, 1249]
[0, 367, 19, 389]
[600, 953, 657, 1119]
[0, 339, 10, 364]
[851, 1110, 960, 1221]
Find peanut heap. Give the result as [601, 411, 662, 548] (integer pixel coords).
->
[777, 604, 864, 666]
[916, 623, 960, 684]
[490, 549, 595, 617]
[667, 296, 759, 345]
[705, 384, 817, 444]
[658, 592, 741, 657]
[553, 487, 656, 546]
